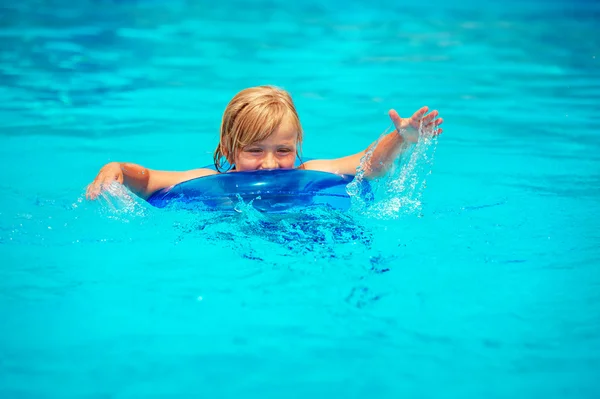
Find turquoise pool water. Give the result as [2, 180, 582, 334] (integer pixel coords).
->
[1, 0, 599, 397]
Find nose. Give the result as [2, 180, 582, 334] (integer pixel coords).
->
[261, 152, 278, 170]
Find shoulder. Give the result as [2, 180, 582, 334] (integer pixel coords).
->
[299, 154, 363, 176]
[299, 159, 331, 171]
[181, 168, 219, 180]
[149, 168, 219, 193]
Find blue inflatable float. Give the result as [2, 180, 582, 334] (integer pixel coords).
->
[147, 169, 363, 213]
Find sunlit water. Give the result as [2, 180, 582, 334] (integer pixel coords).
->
[1, 0, 599, 397]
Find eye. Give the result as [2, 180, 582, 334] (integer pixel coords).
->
[246, 148, 262, 153]
[278, 148, 292, 153]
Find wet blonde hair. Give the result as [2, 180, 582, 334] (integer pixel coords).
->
[213, 85, 303, 171]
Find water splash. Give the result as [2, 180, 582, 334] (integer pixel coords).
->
[346, 123, 390, 188]
[73, 181, 149, 222]
[233, 194, 266, 223]
[346, 124, 391, 212]
[348, 123, 440, 219]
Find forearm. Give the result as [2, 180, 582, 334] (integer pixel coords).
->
[88, 161, 217, 201]
[123, 163, 217, 199]
[365, 130, 408, 178]
[120, 163, 190, 199]
[301, 131, 409, 177]
[303, 107, 440, 179]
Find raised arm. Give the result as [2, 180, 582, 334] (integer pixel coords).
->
[302, 107, 443, 178]
[85, 162, 217, 200]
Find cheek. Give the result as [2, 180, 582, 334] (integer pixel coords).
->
[233, 150, 247, 164]
[234, 152, 258, 170]
[280, 153, 296, 168]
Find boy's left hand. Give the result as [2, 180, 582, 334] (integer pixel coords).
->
[389, 106, 443, 143]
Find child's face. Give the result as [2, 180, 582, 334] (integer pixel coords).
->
[234, 117, 298, 171]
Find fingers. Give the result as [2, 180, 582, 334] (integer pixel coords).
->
[422, 110, 438, 124]
[85, 167, 123, 200]
[86, 178, 106, 200]
[388, 108, 401, 122]
[391, 107, 443, 137]
[85, 184, 95, 200]
[86, 179, 114, 200]
[86, 170, 106, 200]
[410, 106, 429, 122]
[86, 182, 104, 200]
[418, 109, 444, 137]
[388, 109, 405, 132]
[423, 116, 443, 129]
